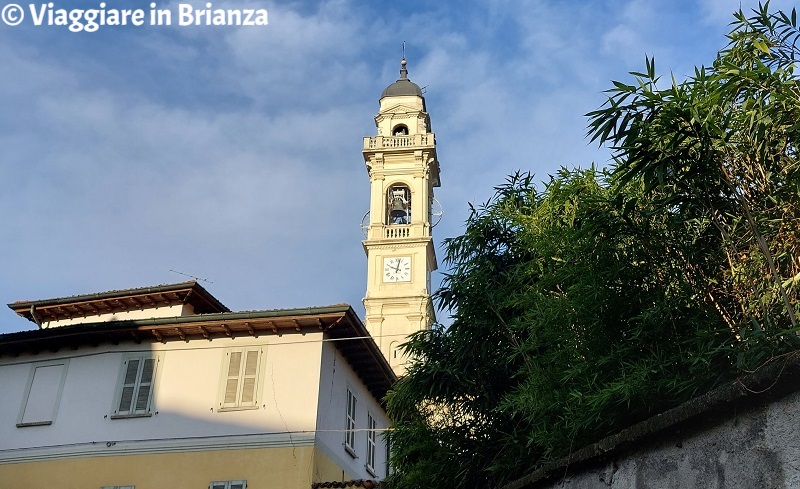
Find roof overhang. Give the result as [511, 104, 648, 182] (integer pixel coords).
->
[8, 281, 229, 325]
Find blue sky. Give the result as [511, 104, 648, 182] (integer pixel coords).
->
[0, 0, 794, 333]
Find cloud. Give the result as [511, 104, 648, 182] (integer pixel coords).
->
[0, 4, 376, 322]
[1, 0, 789, 333]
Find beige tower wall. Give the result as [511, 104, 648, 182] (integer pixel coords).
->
[362, 70, 441, 377]
[363, 295, 433, 373]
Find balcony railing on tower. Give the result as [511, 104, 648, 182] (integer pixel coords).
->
[364, 133, 435, 150]
[384, 225, 411, 239]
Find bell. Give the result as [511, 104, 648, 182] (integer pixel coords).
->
[390, 197, 407, 221]
[391, 197, 406, 212]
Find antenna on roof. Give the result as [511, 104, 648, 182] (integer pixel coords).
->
[402, 41, 406, 61]
[169, 269, 214, 284]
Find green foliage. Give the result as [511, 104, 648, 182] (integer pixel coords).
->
[586, 0, 800, 350]
[386, 4, 800, 488]
[387, 169, 733, 488]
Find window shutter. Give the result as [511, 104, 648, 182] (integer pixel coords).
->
[239, 349, 259, 405]
[114, 355, 158, 417]
[134, 358, 155, 412]
[220, 348, 262, 409]
[222, 351, 242, 407]
[118, 358, 140, 414]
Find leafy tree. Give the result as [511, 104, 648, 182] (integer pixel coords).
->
[587, 1, 800, 363]
[387, 168, 731, 488]
[386, 4, 800, 489]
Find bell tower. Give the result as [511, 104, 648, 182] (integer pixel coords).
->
[362, 59, 441, 376]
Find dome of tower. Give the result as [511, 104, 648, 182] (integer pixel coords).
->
[380, 59, 424, 99]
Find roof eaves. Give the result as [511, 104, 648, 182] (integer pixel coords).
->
[309, 309, 395, 403]
[8, 281, 200, 308]
[0, 304, 354, 339]
[7, 281, 231, 324]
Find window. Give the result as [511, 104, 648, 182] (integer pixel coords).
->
[386, 438, 392, 477]
[17, 360, 69, 427]
[344, 388, 357, 456]
[101, 486, 135, 489]
[389, 341, 403, 366]
[112, 354, 159, 418]
[392, 124, 409, 136]
[218, 347, 264, 411]
[386, 185, 411, 225]
[366, 412, 377, 476]
[210, 481, 246, 489]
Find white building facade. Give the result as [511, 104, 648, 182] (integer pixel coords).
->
[0, 282, 393, 488]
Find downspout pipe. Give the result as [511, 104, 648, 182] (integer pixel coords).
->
[30, 304, 43, 329]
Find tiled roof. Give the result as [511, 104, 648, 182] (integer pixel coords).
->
[8, 281, 229, 323]
[312, 480, 379, 488]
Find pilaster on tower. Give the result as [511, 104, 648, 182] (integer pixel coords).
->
[362, 59, 441, 377]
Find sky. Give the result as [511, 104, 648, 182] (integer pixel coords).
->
[0, 0, 795, 334]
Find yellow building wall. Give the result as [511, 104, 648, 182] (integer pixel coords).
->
[311, 447, 359, 485]
[0, 446, 349, 489]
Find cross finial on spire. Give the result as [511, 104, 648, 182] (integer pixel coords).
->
[400, 42, 408, 79]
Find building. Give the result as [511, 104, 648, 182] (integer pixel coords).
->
[0, 59, 440, 487]
[362, 58, 441, 377]
[0, 282, 393, 488]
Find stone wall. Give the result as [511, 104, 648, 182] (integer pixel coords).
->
[501, 353, 800, 489]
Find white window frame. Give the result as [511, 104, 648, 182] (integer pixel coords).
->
[386, 437, 392, 477]
[17, 359, 70, 427]
[217, 347, 264, 411]
[344, 387, 357, 457]
[366, 411, 377, 476]
[209, 481, 247, 489]
[111, 353, 160, 418]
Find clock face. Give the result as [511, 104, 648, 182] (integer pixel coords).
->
[383, 256, 411, 282]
